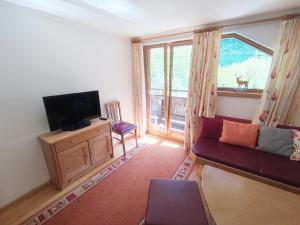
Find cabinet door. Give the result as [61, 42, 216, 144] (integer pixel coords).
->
[57, 141, 91, 183]
[89, 133, 112, 166]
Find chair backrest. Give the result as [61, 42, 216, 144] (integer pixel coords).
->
[105, 101, 122, 124]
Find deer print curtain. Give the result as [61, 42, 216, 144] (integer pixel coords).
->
[132, 41, 146, 137]
[184, 28, 222, 150]
[252, 17, 300, 126]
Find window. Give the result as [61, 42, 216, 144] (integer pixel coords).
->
[217, 33, 273, 97]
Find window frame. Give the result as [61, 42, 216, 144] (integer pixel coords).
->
[143, 39, 192, 141]
[217, 33, 273, 98]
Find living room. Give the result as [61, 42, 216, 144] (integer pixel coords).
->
[0, 1, 300, 225]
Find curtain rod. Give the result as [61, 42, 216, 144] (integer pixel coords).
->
[132, 12, 300, 43]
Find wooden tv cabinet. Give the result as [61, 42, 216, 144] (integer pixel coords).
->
[39, 119, 113, 190]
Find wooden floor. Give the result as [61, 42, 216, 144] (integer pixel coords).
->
[0, 135, 179, 225]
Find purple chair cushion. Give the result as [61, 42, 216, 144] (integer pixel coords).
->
[145, 179, 209, 225]
[192, 138, 259, 173]
[199, 117, 223, 140]
[257, 151, 300, 187]
[112, 122, 136, 134]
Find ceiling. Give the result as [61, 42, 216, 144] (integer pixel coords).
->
[4, 0, 300, 37]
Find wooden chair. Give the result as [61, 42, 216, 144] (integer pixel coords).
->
[105, 101, 138, 156]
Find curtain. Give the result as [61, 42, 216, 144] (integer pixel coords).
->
[132, 42, 146, 137]
[252, 17, 300, 126]
[184, 28, 222, 150]
[285, 83, 300, 125]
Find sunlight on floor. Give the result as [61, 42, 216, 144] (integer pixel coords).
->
[160, 141, 180, 148]
[140, 136, 160, 145]
[112, 134, 183, 158]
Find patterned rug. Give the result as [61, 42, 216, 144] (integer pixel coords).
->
[24, 142, 193, 225]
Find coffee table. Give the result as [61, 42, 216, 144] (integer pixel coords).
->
[200, 165, 300, 225]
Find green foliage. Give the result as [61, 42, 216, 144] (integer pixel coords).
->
[217, 56, 272, 89]
[218, 37, 272, 89]
[149, 45, 192, 97]
[171, 45, 192, 92]
[149, 48, 164, 90]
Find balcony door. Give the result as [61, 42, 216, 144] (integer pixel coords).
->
[144, 40, 192, 140]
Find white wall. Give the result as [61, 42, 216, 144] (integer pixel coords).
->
[0, 2, 134, 207]
[217, 96, 259, 120]
[223, 20, 280, 49]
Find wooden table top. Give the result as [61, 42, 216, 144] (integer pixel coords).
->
[202, 165, 300, 225]
[38, 118, 112, 144]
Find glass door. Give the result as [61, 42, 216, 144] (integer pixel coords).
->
[168, 42, 192, 137]
[144, 41, 192, 140]
[145, 44, 168, 134]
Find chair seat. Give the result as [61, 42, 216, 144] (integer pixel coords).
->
[112, 122, 136, 134]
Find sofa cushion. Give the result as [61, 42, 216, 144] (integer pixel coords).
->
[257, 150, 300, 187]
[219, 120, 259, 148]
[192, 138, 258, 173]
[256, 126, 293, 158]
[199, 117, 223, 140]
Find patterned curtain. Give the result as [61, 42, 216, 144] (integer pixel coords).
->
[285, 83, 300, 125]
[132, 42, 146, 137]
[184, 28, 222, 150]
[252, 17, 300, 126]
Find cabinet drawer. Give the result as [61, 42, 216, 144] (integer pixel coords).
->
[55, 125, 110, 152]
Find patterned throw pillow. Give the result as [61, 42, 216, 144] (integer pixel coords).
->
[290, 130, 300, 161]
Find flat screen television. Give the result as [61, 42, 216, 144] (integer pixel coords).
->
[43, 91, 101, 131]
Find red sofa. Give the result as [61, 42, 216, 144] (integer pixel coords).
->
[192, 116, 300, 189]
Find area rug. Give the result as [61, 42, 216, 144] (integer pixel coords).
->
[25, 141, 193, 225]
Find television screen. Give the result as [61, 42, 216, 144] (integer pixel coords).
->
[43, 91, 101, 131]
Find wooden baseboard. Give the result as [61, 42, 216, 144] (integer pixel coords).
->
[0, 181, 51, 212]
[195, 156, 300, 195]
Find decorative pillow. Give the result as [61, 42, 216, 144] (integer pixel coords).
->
[256, 126, 293, 158]
[290, 130, 300, 161]
[199, 117, 223, 140]
[219, 120, 259, 148]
